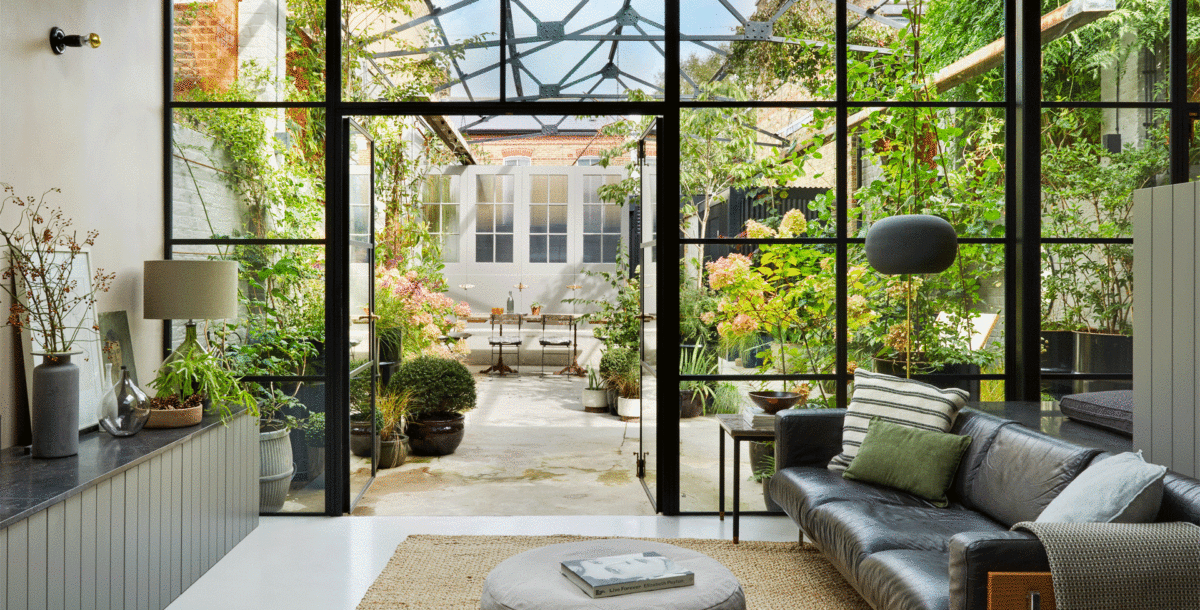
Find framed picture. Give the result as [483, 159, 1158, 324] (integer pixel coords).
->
[99, 310, 138, 386]
[18, 249, 106, 431]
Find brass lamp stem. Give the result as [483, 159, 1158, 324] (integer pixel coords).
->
[906, 275, 912, 379]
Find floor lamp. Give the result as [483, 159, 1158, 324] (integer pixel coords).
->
[864, 215, 958, 377]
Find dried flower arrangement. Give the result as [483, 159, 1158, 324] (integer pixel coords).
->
[0, 184, 115, 355]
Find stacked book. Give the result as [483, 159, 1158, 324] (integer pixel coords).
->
[561, 551, 695, 598]
[742, 405, 774, 429]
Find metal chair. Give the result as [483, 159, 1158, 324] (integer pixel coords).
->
[483, 313, 522, 375]
[538, 314, 574, 375]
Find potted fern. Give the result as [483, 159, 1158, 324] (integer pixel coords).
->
[147, 345, 256, 427]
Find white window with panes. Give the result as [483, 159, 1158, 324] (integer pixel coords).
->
[529, 174, 568, 263]
[475, 174, 515, 263]
[582, 174, 622, 263]
[422, 175, 459, 262]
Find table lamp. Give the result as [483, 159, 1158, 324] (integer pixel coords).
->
[144, 260, 238, 362]
[864, 215, 957, 377]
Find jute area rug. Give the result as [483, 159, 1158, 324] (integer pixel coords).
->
[357, 535, 870, 610]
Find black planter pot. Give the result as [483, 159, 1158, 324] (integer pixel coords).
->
[378, 434, 409, 469]
[679, 390, 704, 418]
[379, 361, 401, 390]
[350, 420, 378, 458]
[407, 412, 466, 456]
[1074, 331, 1133, 394]
[874, 357, 981, 402]
[741, 334, 773, 369]
[1040, 330, 1076, 399]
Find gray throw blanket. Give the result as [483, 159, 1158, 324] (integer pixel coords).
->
[1011, 521, 1200, 610]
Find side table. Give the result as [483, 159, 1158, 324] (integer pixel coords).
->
[716, 414, 775, 544]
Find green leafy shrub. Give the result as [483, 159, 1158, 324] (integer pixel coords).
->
[388, 356, 477, 417]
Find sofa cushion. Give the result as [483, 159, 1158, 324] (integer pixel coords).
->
[968, 424, 1100, 526]
[946, 410, 1013, 509]
[842, 418, 972, 508]
[857, 550, 950, 610]
[1036, 451, 1166, 523]
[806, 501, 1006, 586]
[771, 466, 945, 533]
[1158, 471, 1200, 524]
[829, 370, 969, 472]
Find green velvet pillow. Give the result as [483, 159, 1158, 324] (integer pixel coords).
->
[842, 418, 972, 507]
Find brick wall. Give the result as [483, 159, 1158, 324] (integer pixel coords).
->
[173, 0, 239, 96]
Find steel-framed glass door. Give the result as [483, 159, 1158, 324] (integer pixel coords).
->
[347, 119, 378, 508]
[638, 118, 660, 509]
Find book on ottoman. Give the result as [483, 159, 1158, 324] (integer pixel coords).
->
[561, 551, 695, 598]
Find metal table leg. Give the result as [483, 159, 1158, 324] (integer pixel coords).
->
[733, 437, 741, 544]
[718, 425, 725, 521]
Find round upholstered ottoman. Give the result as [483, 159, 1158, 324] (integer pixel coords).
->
[480, 538, 745, 610]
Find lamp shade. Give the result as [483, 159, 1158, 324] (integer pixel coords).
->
[143, 260, 238, 320]
[864, 214, 958, 275]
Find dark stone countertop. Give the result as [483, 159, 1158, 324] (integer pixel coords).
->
[0, 409, 246, 530]
[972, 401, 1133, 455]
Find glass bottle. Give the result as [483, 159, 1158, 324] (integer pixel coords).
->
[99, 365, 150, 437]
[506, 291, 514, 313]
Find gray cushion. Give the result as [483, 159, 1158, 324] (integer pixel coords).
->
[1037, 451, 1167, 523]
[480, 538, 745, 610]
[1058, 390, 1133, 436]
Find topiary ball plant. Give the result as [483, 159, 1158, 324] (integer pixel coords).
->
[389, 356, 477, 419]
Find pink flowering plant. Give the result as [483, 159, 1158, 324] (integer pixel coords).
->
[375, 266, 471, 360]
[705, 210, 878, 402]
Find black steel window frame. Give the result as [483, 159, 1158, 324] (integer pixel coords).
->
[164, 0, 1195, 517]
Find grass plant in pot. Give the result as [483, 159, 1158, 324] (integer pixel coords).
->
[389, 356, 477, 456]
[599, 347, 638, 415]
[376, 389, 412, 469]
[608, 355, 642, 422]
[679, 345, 716, 419]
[581, 366, 608, 413]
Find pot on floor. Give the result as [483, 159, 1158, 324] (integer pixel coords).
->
[407, 412, 465, 456]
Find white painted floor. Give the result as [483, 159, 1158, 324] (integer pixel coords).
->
[165, 515, 798, 610]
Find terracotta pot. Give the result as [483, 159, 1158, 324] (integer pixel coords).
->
[145, 405, 203, 428]
[531, 307, 542, 316]
[408, 412, 466, 456]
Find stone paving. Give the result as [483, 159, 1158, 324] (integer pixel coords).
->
[349, 364, 774, 516]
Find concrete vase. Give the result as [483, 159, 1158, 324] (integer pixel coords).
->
[31, 353, 80, 458]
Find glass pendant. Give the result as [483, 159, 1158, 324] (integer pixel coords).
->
[99, 365, 150, 437]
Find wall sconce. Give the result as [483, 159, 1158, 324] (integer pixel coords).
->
[49, 27, 101, 55]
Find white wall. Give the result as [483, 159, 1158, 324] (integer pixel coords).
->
[0, 0, 164, 449]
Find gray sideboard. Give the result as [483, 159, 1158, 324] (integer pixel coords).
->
[0, 410, 259, 610]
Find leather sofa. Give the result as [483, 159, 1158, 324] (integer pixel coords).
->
[768, 407, 1200, 610]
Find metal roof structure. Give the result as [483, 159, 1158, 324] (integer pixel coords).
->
[363, 0, 911, 105]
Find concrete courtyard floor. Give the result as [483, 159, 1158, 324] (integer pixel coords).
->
[350, 364, 774, 516]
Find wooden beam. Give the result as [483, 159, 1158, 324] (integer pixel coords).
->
[792, 0, 1116, 151]
[933, 0, 1115, 92]
[422, 115, 478, 165]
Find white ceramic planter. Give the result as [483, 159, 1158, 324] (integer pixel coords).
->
[581, 388, 609, 413]
[617, 397, 640, 421]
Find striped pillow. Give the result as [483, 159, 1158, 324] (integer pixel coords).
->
[828, 369, 969, 472]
